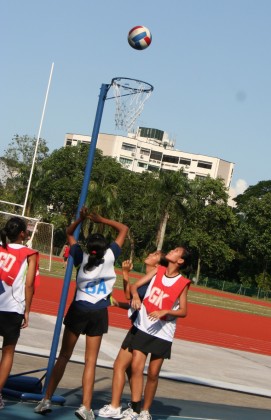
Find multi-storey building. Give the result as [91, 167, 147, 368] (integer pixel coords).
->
[64, 127, 234, 188]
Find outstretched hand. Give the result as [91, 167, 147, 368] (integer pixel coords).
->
[79, 206, 89, 220]
[79, 208, 103, 223]
[88, 212, 103, 223]
[122, 260, 133, 273]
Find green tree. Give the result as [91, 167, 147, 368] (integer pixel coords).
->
[3, 134, 49, 166]
[116, 170, 160, 260]
[1, 135, 49, 215]
[255, 272, 271, 298]
[234, 180, 271, 207]
[150, 170, 189, 250]
[238, 193, 271, 281]
[35, 144, 90, 222]
[36, 146, 130, 249]
[180, 177, 236, 281]
[86, 151, 127, 223]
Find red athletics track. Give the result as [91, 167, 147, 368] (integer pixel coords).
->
[31, 274, 271, 356]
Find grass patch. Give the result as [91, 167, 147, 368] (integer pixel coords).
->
[40, 258, 76, 280]
[114, 273, 271, 318]
[188, 292, 271, 318]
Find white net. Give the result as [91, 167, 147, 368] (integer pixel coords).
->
[111, 77, 153, 132]
[0, 211, 54, 271]
[26, 221, 54, 271]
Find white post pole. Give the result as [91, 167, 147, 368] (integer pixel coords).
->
[22, 62, 54, 217]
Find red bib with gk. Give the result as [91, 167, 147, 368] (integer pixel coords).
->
[143, 265, 190, 313]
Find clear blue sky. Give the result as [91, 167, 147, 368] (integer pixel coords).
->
[2, 0, 271, 196]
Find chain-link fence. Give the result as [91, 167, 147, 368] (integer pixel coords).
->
[95, 258, 271, 301]
[196, 277, 271, 300]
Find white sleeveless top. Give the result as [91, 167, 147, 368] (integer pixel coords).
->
[0, 244, 29, 314]
[75, 248, 116, 304]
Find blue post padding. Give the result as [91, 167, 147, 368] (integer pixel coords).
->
[3, 376, 42, 394]
[2, 388, 22, 398]
[20, 392, 65, 404]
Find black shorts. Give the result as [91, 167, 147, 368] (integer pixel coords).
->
[121, 326, 172, 359]
[63, 301, 108, 336]
[0, 311, 24, 345]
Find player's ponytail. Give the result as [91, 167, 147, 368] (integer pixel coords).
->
[158, 251, 169, 267]
[0, 217, 27, 249]
[178, 245, 192, 274]
[84, 233, 108, 272]
[0, 227, 8, 249]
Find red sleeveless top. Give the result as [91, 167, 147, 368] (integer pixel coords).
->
[0, 245, 40, 288]
[143, 265, 190, 313]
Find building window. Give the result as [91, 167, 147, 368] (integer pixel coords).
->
[162, 155, 179, 164]
[179, 158, 191, 166]
[148, 165, 160, 172]
[119, 157, 133, 166]
[150, 151, 162, 161]
[197, 161, 212, 169]
[138, 162, 148, 169]
[121, 142, 136, 152]
[140, 148, 150, 156]
[139, 127, 164, 141]
[161, 168, 175, 173]
[66, 140, 72, 146]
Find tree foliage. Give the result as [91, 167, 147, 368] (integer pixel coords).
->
[1, 135, 49, 214]
[238, 194, 271, 274]
[234, 180, 271, 207]
[178, 177, 236, 280]
[35, 144, 90, 222]
[2, 134, 271, 287]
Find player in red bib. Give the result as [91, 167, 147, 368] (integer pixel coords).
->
[0, 217, 39, 410]
[121, 245, 192, 420]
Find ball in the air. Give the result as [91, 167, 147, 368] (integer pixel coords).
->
[128, 26, 152, 50]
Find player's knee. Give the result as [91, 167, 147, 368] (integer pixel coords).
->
[147, 369, 159, 383]
[58, 350, 72, 362]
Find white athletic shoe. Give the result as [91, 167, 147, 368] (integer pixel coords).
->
[137, 410, 152, 420]
[121, 406, 138, 420]
[94, 403, 123, 418]
[75, 405, 95, 420]
[94, 404, 122, 419]
[34, 398, 52, 414]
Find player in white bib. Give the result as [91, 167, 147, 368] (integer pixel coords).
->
[35, 207, 128, 420]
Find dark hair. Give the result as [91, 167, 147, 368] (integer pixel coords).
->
[179, 246, 192, 272]
[0, 217, 27, 249]
[158, 251, 168, 268]
[83, 233, 108, 272]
